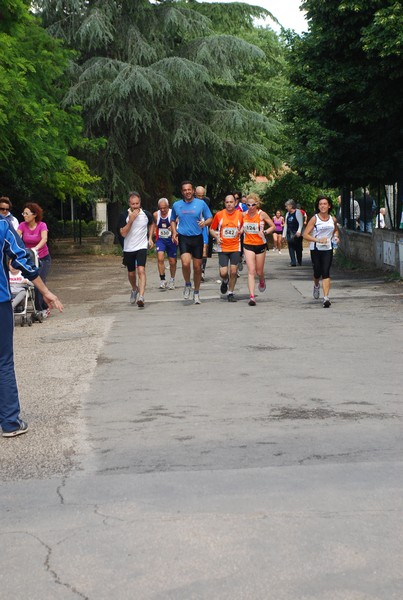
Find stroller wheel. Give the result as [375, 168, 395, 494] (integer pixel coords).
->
[27, 316, 33, 326]
[20, 318, 25, 327]
[36, 312, 44, 323]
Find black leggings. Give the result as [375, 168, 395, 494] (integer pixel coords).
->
[310, 248, 333, 279]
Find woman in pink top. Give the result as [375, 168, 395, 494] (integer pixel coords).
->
[272, 210, 285, 253]
[18, 203, 51, 317]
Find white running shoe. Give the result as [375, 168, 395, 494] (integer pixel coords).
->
[167, 280, 175, 290]
[159, 281, 167, 289]
[193, 292, 201, 304]
[130, 289, 138, 304]
[278, 250, 282, 254]
[313, 285, 320, 300]
[183, 285, 192, 300]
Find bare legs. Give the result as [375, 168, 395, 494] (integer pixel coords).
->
[244, 249, 266, 297]
[181, 253, 202, 292]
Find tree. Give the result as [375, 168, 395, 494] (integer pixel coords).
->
[0, 0, 94, 202]
[286, 0, 403, 187]
[37, 0, 286, 203]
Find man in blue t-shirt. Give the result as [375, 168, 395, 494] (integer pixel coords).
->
[171, 181, 212, 304]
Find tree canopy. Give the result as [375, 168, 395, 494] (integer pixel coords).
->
[0, 0, 95, 201]
[37, 0, 288, 202]
[286, 0, 403, 187]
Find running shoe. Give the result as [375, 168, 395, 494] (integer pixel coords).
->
[42, 308, 50, 319]
[220, 279, 228, 294]
[183, 284, 192, 300]
[323, 298, 331, 308]
[227, 293, 237, 302]
[2, 419, 28, 438]
[159, 281, 167, 289]
[137, 295, 145, 308]
[130, 289, 138, 304]
[238, 261, 243, 272]
[193, 292, 201, 304]
[248, 297, 256, 306]
[278, 251, 282, 254]
[258, 279, 266, 293]
[313, 285, 320, 300]
[167, 280, 175, 290]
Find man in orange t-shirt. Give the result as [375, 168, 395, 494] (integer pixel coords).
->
[210, 195, 243, 302]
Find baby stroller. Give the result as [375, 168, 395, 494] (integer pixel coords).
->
[11, 249, 44, 327]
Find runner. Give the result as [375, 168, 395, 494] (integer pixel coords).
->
[303, 195, 338, 308]
[233, 190, 247, 271]
[171, 181, 212, 304]
[210, 194, 243, 302]
[118, 191, 154, 308]
[272, 210, 285, 253]
[195, 185, 211, 281]
[151, 198, 177, 290]
[243, 193, 275, 306]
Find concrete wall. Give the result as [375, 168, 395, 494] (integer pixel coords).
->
[339, 228, 403, 276]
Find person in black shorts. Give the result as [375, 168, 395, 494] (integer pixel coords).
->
[117, 191, 154, 308]
[170, 181, 212, 304]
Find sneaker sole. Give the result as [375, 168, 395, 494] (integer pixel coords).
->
[137, 300, 145, 307]
[3, 426, 28, 438]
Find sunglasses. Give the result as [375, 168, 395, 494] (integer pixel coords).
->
[247, 203, 257, 207]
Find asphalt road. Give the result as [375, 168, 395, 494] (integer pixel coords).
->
[1, 250, 402, 599]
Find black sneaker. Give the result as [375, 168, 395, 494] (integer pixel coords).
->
[2, 419, 28, 438]
[220, 279, 228, 294]
[227, 294, 237, 302]
[323, 299, 331, 308]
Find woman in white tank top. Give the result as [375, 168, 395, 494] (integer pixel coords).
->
[303, 196, 339, 308]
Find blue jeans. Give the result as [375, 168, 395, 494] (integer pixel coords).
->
[359, 220, 373, 233]
[0, 301, 22, 433]
[35, 254, 51, 311]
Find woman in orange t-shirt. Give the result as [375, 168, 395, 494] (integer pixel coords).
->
[243, 193, 275, 306]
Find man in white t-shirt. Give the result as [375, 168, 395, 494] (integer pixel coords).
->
[117, 191, 154, 308]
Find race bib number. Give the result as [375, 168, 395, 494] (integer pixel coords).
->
[158, 228, 171, 238]
[244, 222, 259, 233]
[316, 239, 331, 251]
[222, 227, 237, 238]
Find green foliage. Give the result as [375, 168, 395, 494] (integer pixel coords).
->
[286, 0, 403, 186]
[37, 0, 288, 201]
[53, 219, 104, 237]
[0, 2, 98, 205]
[261, 171, 336, 217]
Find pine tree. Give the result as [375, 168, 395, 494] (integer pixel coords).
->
[37, 0, 285, 200]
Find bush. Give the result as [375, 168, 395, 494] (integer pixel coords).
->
[53, 220, 104, 237]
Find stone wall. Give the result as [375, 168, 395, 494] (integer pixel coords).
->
[339, 228, 403, 276]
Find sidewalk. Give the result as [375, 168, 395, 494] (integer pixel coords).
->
[1, 250, 402, 599]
